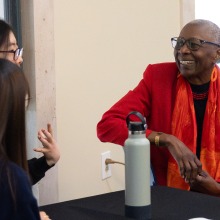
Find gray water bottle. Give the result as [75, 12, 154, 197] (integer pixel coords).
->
[124, 111, 151, 220]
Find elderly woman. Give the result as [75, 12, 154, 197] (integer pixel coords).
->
[97, 19, 220, 196]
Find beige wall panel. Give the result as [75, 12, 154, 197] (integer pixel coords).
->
[54, 0, 181, 202]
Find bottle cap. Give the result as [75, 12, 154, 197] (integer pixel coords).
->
[128, 121, 146, 131]
[126, 111, 147, 131]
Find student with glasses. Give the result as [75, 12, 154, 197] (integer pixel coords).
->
[0, 19, 60, 186]
[97, 19, 220, 196]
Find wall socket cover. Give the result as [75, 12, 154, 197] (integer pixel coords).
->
[101, 151, 112, 180]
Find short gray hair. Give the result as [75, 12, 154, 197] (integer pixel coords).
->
[185, 19, 220, 43]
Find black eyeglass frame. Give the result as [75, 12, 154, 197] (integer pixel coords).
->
[0, 48, 23, 60]
[171, 37, 220, 51]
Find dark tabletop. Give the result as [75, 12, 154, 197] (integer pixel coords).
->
[40, 186, 220, 220]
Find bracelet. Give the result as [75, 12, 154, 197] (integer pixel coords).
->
[155, 132, 163, 147]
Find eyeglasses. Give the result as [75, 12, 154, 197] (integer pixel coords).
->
[171, 37, 220, 51]
[25, 96, 32, 108]
[0, 48, 23, 60]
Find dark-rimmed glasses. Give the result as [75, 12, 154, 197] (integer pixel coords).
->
[0, 48, 23, 60]
[171, 37, 220, 51]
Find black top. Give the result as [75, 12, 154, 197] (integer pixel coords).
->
[28, 156, 54, 185]
[190, 81, 210, 158]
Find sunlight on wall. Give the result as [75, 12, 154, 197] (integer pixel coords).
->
[195, 0, 220, 27]
[195, 0, 220, 66]
[0, 0, 4, 19]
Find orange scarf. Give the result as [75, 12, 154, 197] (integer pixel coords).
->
[168, 65, 220, 190]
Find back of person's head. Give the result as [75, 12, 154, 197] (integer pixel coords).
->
[0, 58, 29, 172]
[0, 19, 14, 50]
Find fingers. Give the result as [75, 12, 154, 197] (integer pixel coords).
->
[37, 130, 53, 150]
[179, 162, 200, 183]
[38, 123, 53, 139]
[181, 157, 202, 183]
[47, 123, 53, 136]
[182, 160, 191, 182]
[37, 125, 55, 151]
[42, 129, 53, 140]
[40, 211, 51, 220]
[179, 160, 185, 178]
[34, 147, 49, 153]
[194, 157, 202, 173]
[38, 129, 53, 143]
[184, 160, 197, 182]
[189, 171, 206, 189]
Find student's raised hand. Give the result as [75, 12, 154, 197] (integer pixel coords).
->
[34, 123, 60, 166]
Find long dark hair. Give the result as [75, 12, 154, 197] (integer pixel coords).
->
[0, 19, 14, 51]
[0, 58, 30, 205]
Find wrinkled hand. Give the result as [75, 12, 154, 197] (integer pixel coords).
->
[162, 133, 202, 183]
[40, 211, 51, 220]
[34, 123, 60, 166]
[190, 170, 220, 196]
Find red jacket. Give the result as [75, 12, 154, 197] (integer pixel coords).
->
[97, 62, 179, 186]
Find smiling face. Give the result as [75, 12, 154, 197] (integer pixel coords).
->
[174, 21, 220, 85]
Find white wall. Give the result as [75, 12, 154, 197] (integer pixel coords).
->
[0, 0, 4, 18]
[195, 0, 220, 27]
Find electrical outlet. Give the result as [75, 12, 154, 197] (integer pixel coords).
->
[101, 151, 112, 180]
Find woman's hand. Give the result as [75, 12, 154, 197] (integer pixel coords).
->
[164, 133, 202, 183]
[149, 132, 202, 183]
[190, 170, 220, 196]
[34, 123, 60, 166]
